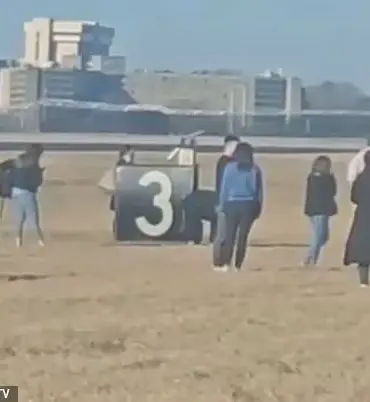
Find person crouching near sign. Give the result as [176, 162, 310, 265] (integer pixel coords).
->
[10, 152, 45, 248]
[109, 146, 134, 211]
[109, 146, 135, 236]
[344, 150, 370, 287]
[213, 142, 263, 272]
[303, 156, 337, 267]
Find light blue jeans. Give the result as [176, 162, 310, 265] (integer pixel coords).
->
[11, 188, 43, 240]
[305, 215, 329, 265]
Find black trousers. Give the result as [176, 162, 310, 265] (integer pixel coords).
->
[358, 265, 370, 285]
[183, 190, 217, 244]
[219, 201, 256, 269]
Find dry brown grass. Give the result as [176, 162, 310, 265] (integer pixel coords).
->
[0, 152, 369, 402]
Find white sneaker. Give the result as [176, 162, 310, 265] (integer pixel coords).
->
[15, 237, 22, 248]
[360, 284, 369, 288]
[213, 265, 229, 272]
[38, 239, 45, 247]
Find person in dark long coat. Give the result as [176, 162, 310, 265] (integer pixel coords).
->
[344, 150, 370, 287]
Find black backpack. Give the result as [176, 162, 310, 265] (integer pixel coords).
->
[0, 159, 15, 199]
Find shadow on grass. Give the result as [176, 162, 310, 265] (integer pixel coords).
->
[251, 241, 308, 248]
[0, 272, 76, 282]
[0, 273, 51, 282]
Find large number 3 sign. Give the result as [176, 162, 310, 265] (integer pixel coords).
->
[135, 170, 174, 237]
[114, 165, 195, 241]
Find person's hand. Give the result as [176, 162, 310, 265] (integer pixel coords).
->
[253, 202, 261, 219]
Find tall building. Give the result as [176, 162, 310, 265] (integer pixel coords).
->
[23, 18, 115, 68]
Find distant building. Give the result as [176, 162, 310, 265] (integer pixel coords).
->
[125, 70, 244, 113]
[125, 69, 303, 133]
[23, 18, 115, 68]
[0, 65, 132, 108]
[125, 69, 302, 114]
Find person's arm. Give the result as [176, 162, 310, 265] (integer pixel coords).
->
[255, 166, 263, 215]
[218, 163, 232, 211]
[215, 158, 223, 197]
[331, 174, 337, 196]
[33, 167, 44, 189]
[303, 175, 312, 216]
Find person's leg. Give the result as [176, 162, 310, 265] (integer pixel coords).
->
[11, 194, 26, 247]
[209, 216, 217, 243]
[304, 216, 322, 266]
[357, 265, 369, 286]
[315, 215, 329, 264]
[234, 204, 255, 270]
[184, 211, 202, 244]
[26, 192, 44, 245]
[219, 204, 239, 269]
[183, 194, 203, 244]
[212, 211, 227, 266]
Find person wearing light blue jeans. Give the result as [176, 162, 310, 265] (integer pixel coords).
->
[303, 156, 337, 266]
[305, 215, 329, 265]
[10, 153, 44, 247]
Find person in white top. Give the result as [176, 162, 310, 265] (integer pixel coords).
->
[347, 140, 370, 184]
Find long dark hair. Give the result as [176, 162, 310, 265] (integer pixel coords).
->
[311, 155, 331, 174]
[233, 142, 254, 171]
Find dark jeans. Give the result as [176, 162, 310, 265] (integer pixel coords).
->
[358, 265, 369, 285]
[217, 200, 256, 269]
[213, 212, 227, 266]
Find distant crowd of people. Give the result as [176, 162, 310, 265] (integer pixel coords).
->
[1, 137, 370, 287]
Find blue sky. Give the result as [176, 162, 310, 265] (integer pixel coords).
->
[1, 0, 369, 90]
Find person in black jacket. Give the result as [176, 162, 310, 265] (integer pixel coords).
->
[344, 150, 370, 286]
[213, 134, 239, 263]
[303, 155, 337, 266]
[0, 144, 44, 216]
[182, 135, 239, 245]
[215, 135, 240, 198]
[10, 152, 44, 247]
[110, 146, 135, 236]
[109, 146, 134, 211]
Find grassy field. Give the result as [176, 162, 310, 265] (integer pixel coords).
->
[0, 151, 369, 402]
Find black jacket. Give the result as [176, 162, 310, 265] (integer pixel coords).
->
[304, 172, 337, 217]
[215, 155, 233, 198]
[344, 168, 370, 265]
[11, 165, 43, 193]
